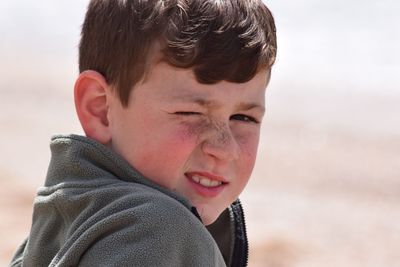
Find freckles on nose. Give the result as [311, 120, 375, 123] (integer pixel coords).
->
[212, 121, 231, 145]
[177, 118, 246, 154]
[204, 120, 241, 154]
[199, 120, 243, 161]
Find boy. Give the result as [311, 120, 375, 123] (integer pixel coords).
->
[10, 0, 276, 266]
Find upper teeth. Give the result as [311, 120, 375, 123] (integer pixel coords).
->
[191, 175, 222, 187]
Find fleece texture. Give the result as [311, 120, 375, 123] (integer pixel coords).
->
[10, 135, 229, 267]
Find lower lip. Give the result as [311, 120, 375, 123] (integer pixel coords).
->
[186, 176, 227, 198]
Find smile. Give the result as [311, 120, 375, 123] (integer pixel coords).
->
[185, 172, 228, 197]
[191, 175, 223, 188]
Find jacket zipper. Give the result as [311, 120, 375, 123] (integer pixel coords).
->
[231, 199, 249, 267]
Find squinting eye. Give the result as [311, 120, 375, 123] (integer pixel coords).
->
[174, 111, 201, 116]
[230, 114, 259, 124]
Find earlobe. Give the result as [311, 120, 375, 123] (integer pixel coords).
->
[74, 70, 112, 144]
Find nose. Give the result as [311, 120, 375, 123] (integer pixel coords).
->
[201, 122, 240, 161]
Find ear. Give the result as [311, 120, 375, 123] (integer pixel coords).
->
[74, 70, 112, 144]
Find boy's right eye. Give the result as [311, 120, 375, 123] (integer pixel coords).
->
[174, 111, 201, 116]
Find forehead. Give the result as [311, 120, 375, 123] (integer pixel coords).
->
[139, 62, 269, 105]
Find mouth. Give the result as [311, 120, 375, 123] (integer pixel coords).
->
[185, 172, 228, 197]
[191, 174, 223, 187]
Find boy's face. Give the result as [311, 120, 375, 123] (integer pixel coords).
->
[107, 63, 269, 225]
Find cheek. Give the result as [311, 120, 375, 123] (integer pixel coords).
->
[157, 121, 205, 163]
[236, 128, 260, 154]
[130, 122, 199, 172]
[235, 130, 260, 170]
[132, 126, 198, 189]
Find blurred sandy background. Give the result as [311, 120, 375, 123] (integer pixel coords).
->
[1, 1, 399, 266]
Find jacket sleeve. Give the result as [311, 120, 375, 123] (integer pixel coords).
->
[76, 195, 227, 267]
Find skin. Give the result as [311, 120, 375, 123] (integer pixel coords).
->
[75, 62, 270, 225]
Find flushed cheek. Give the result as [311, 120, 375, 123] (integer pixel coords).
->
[156, 122, 204, 169]
[127, 125, 200, 188]
[132, 136, 193, 191]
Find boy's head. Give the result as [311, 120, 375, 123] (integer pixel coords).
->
[74, 0, 276, 225]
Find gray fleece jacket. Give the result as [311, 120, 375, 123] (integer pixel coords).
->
[10, 135, 248, 267]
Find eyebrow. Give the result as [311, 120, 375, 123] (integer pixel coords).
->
[236, 102, 265, 113]
[178, 96, 265, 113]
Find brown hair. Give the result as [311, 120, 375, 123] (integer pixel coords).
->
[79, 0, 277, 106]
